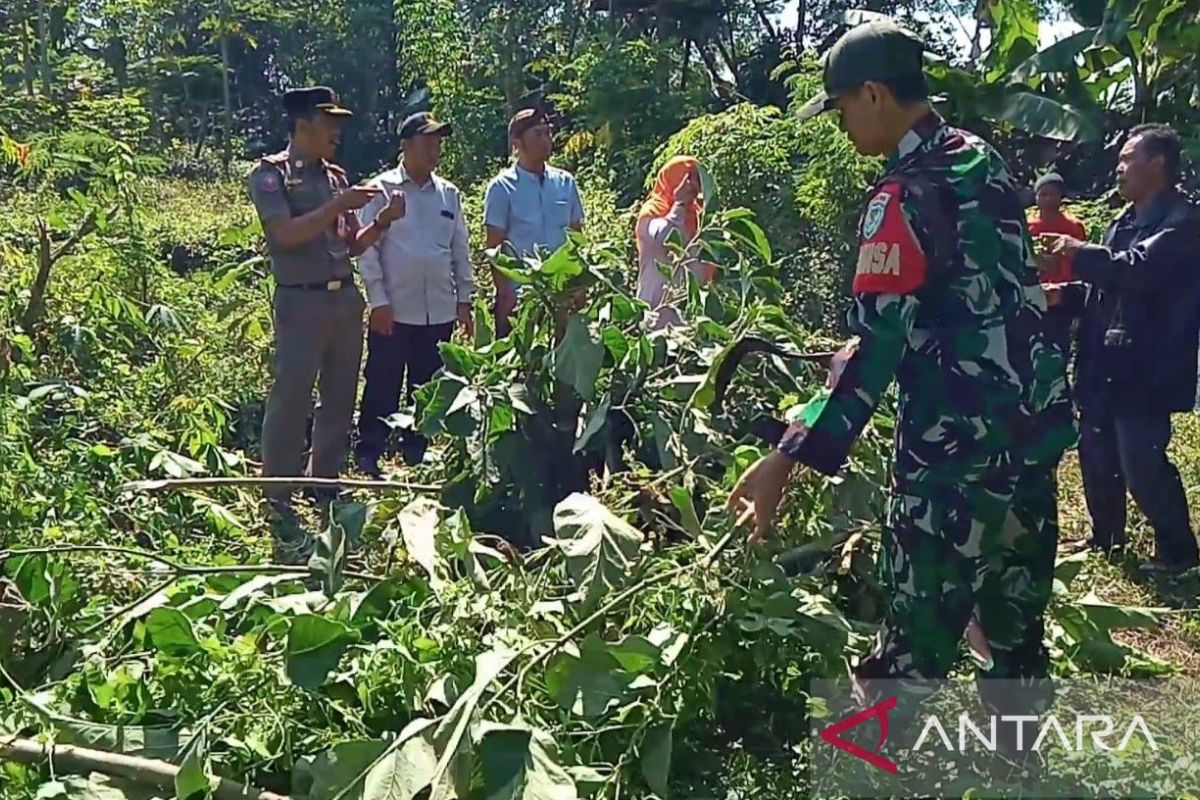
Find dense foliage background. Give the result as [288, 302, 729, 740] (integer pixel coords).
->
[2, 1, 1200, 798]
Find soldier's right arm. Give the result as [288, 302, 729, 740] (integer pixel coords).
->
[248, 164, 349, 249]
[777, 182, 925, 476]
[356, 187, 391, 309]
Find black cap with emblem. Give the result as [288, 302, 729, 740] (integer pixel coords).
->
[399, 111, 453, 140]
[508, 108, 550, 141]
[282, 86, 353, 118]
[797, 19, 926, 121]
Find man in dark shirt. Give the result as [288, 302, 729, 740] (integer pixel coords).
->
[1043, 124, 1200, 574]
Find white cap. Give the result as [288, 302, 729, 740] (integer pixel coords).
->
[1034, 172, 1065, 192]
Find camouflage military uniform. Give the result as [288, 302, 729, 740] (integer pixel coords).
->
[779, 113, 1076, 699]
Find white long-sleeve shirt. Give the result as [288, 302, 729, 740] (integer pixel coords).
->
[635, 203, 708, 330]
[357, 164, 474, 326]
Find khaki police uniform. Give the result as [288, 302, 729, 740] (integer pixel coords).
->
[248, 149, 365, 502]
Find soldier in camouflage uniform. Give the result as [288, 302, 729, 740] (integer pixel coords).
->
[728, 20, 1076, 729]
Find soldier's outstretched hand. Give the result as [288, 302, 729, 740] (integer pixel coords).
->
[727, 450, 795, 544]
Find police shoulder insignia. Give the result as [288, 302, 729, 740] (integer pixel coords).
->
[853, 181, 927, 296]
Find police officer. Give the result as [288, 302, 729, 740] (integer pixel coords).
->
[1043, 124, 1200, 574]
[248, 87, 404, 542]
[726, 20, 1074, 735]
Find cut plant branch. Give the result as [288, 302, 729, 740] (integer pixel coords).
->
[122, 476, 442, 494]
[0, 736, 291, 800]
[22, 208, 105, 332]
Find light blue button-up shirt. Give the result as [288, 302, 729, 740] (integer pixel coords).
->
[483, 163, 585, 263]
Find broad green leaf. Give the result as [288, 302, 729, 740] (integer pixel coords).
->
[697, 163, 719, 216]
[552, 493, 645, 608]
[51, 715, 181, 759]
[7, 555, 52, 606]
[401, 497, 444, 590]
[144, 608, 202, 656]
[1053, 550, 1089, 591]
[1072, 592, 1163, 633]
[544, 636, 628, 718]
[285, 615, 357, 689]
[417, 377, 471, 433]
[479, 723, 579, 800]
[149, 449, 205, 479]
[727, 216, 771, 263]
[439, 342, 481, 379]
[306, 739, 389, 800]
[574, 393, 611, 454]
[995, 91, 1101, 142]
[1011, 28, 1098, 81]
[175, 725, 210, 800]
[640, 724, 673, 798]
[667, 486, 703, 539]
[606, 635, 663, 676]
[550, 316, 604, 402]
[985, 0, 1039, 75]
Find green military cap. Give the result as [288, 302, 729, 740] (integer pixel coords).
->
[797, 19, 926, 121]
[283, 86, 353, 117]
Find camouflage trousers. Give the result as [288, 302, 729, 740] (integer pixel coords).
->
[855, 462, 1060, 731]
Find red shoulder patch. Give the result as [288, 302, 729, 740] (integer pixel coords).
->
[852, 182, 927, 295]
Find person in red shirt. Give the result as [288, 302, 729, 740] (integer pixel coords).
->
[1029, 173, 1086, 372]
[1028, 173, 1087, 283]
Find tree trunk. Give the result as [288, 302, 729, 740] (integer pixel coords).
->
[37, 0, 50, 95]
[680, 37, 690, 91]
[20, 2, 35, 96]
[220, 31, 233, 177]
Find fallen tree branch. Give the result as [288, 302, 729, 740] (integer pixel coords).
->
[0, 736, 291, 800]
[0, 544, 386, 583]
[121, 476, 442, 494]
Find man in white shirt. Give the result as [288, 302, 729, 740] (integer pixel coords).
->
[355, 112, 474, 475]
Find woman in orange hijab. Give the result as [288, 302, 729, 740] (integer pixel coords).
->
[635, 156, 715, 330]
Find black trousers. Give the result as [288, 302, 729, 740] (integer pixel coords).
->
[1079, 410, 1200, 565]
[356, 321, 454, 461]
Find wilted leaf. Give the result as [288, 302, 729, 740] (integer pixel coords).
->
[551, 316, 604, 402]
[552, 494, 644, 608]
[285, 615, 358, 689]
[667, 486, 702, 539]
[400, 497, 443, 589]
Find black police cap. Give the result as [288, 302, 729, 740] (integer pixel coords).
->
[398, 111, 453, 140]
[283, 86, 353, 118]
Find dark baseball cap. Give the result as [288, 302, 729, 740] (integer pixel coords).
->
[283, 86, 353, 117]
[796, 19, 926, 121]
[399, 111, 453, 140]
[508, 108, 550, 140]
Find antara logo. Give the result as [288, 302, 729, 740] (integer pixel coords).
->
[819, 696, 899, 774]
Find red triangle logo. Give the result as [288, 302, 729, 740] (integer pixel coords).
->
[819, 695, 899, 774]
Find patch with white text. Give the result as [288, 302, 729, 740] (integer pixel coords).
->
[852, 182, 927, 295]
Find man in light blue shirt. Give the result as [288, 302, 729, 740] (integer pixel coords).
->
[483, 108, 585, 336]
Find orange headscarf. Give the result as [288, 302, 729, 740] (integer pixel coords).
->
[638, 156, 702, 242]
